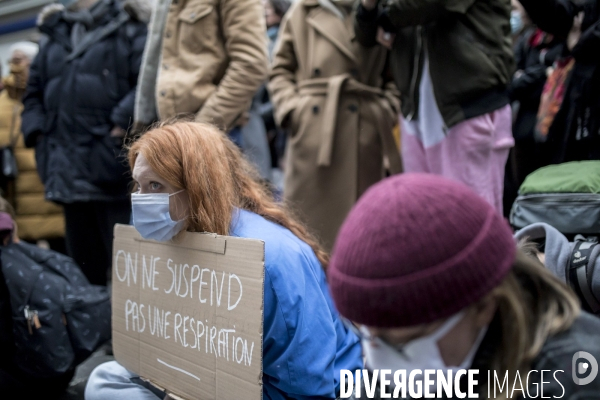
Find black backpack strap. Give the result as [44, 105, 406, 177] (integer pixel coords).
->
[568, 236, 600, 314]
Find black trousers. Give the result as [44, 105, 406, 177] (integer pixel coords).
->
[63, 200, 130, 286]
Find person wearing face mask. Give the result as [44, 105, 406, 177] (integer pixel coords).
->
[0, 42, 66, 250]
[517, 0, 600, 164]
[510, 0, 531, 43]
[511, 9, 525, 38]
[328, 173, 600, 398]
[21, 0, 150, 285]
[503, 1, 564, 217]
[84, 121, 362, 400]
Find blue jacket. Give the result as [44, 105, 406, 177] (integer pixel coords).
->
[230, 209, 362, 399]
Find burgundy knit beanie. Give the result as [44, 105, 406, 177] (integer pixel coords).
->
[328, 173, 516, 328]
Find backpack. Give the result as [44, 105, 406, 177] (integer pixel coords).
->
[1, 241, 111, 378]
[515, 223, 600, 316]
[510, 160, 600, 235]
[569, 235, 600, 315]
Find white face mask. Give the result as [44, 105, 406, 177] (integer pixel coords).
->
[131, 190, 186, 242]
[363, 311, 487, 392]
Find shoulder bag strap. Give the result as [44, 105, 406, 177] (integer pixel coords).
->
[569, 237, 600, 314]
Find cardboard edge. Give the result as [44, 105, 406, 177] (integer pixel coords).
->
[134, 231, 226, 255]
[137, 379, 186, 400]
[112, 225, 144, 374]
[150, 380, 186, 400]
[259, 242, 265, 393]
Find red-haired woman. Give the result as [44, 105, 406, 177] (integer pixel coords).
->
[85, 121, 361, 400]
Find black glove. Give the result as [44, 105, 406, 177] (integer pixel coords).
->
[377, 9, 396, 33]
[540, 43, 565, 66]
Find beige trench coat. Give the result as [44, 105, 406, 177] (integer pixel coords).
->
[269, 0, 402, 251]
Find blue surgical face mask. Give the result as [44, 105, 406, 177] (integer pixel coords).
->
[511, 10, 524, 35]
[131, 190, 186, 242]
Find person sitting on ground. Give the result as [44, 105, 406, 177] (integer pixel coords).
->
[327, 173, 600, 398]
[85, 121, 362, 400]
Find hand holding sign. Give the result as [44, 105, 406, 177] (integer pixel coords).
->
[112, 225, 265, 400]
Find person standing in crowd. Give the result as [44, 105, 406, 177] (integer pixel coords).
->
[269, 0, 402, 251]
[503, 2, 564, 215]
[511, 0, 531, 43]
[238, 0, 290, 183]
[328, 173, 600, 398]
[21, 0, 150, 286]
[132, 0, 269, 143]
[356, 0, 515, 214]
[519, 0, 600, 163]
[0, 42, 66, 251]
[264, 0, 290, 58]
[84, 121, 362, 400]
[252, 0, 292, 191]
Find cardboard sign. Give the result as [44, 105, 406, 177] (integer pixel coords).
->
[111, 224, 265, 400]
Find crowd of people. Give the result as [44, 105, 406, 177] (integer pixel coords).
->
[0, 0, 599, 398]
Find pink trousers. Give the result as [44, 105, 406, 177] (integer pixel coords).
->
[401, 105, 514, 214]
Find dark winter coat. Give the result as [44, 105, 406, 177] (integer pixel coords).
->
[354, 0, 515, 129]
[509, 28, 564, 141]
[21, 0, 149, 203]
[519, 0, 600, 163]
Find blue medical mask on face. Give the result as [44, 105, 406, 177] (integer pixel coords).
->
[511, 10, 524, 34]
[131, 190, 186, 242]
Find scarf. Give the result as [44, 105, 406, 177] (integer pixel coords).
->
[62, 0, 112, 48]
[529, 28, 554, 48]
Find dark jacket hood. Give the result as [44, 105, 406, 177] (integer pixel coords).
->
[514, 222, 572, 282]
[514, 223, 600, 303]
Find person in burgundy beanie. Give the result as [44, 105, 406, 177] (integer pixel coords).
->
[328, 173, 600, 399]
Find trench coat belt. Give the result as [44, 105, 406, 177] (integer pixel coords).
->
[297, 74, 403, 174]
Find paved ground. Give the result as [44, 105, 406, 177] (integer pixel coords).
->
[58, 342, 115, 400]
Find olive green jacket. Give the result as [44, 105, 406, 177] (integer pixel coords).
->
[355, 0, 515, 128]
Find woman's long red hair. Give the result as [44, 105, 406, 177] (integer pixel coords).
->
[127, 121, 329, 267]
